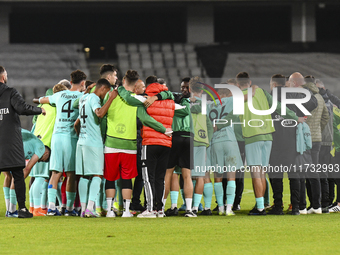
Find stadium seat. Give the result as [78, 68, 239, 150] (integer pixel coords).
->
[167, 68, 179, 77]
[184, 44, 195, 52]
[150, 43, 160, 52]
[173, 43, 184, 52]
[179, 68, 191, 78]
[155, 68, 167, 77]
[116, 44, 127, 52]
[127, 43, 138, 52]
[139, 44, 149, 52]
[140, 52, 152, 60]
[163, 52, 175, 68]
[161, 44, 172, 52]
[191, 67, 201, 76]
[141, 58, 153, 69]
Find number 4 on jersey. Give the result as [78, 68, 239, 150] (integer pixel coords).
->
[62, 100, 74, 118]
[80, 104, 88, 124]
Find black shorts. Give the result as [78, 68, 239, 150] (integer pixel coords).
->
[167, 135, 192, 169]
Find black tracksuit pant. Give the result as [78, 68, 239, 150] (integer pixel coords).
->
[319, 145, 331, 207]
[269, 171, 300, 210]
[132, 133, 144, 206]
[141, 145, 171, 211]
[1, 167, 26, 209]
[306, 142, 322, 209]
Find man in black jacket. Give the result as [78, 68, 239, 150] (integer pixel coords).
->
[0, 66, 45, 218]
[268, 74, 318, 215]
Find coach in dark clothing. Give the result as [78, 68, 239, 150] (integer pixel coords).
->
[268, 74, 318, 215]
[0, 66, 44, 218]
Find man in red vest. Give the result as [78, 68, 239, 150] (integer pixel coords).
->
[137, 81, 175, 218]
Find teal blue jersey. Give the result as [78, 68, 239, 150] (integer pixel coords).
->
[48, 90, 83, 138]
[208, 97, 237, 143]
[21, 129, 45, 159]
[77, 93, 103, 148]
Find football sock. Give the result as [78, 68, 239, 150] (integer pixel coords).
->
[124, 199, 131, 212]
[33, 177, 45, 209]
[162, 198, 167, 210]
[87, 177, 101, 211]
[78, 177, 89, 212]
[106, 197, 113, 212]
[66, 191, 76, 211]
[101, 179, 107, 210]
[203, 183, 213, 209]
[3, 187, 10, 212]
[48, 187, 57, 210]
[180, 189, 186, 206]
[56, 181, 62, 207]
[9, 188, 17, 213]
[193, 193, 202, 210]
[256, 197, 264, 211]
[29, 181, 34, 208]
[214, 182, 223, 207]
[41, 180, 48, 209]
[170, 191, 179, 209]
[226, 181, 236, 212]
[185, 198, 193, 212]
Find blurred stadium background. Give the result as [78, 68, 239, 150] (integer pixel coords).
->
[0, 0, 339, 129]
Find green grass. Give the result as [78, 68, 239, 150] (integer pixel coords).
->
[0, 174, 339, 255]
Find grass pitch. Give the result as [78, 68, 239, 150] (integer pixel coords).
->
[0, 174, 339, 255]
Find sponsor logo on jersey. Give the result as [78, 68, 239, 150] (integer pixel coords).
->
[115, 123, 126, 134]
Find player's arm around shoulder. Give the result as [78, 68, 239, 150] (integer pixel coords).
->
[117, 86, 144, 107]
[95, 89, 118, 119]
[137, 106, 167, 134]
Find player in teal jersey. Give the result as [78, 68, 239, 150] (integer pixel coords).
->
[30, 84, 68, 216]
[5, 129, 50, 217]
[74, 79, 117, 217]
[39, 70, 87, 216]
[208, 87, 243, 216]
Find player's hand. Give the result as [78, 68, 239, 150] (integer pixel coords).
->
[298, 117, 307, 123]
[164, 128, 173, 137]
[109, 89, 118, 100]
[189, 97, 196, 103]
[144, 96, 157, 108]
[41, 108, 46, 116]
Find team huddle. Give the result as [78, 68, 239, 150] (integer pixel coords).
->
[3, 63, 340, 218]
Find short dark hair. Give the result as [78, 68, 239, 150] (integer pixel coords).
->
[271, 74, 286, 87]
[236, 72, 250, 87]
[85, 80, 95, 88]
[182, 77, 190, 83]
[146, 75, 158, 86]
[96, 78, 111, 89]
[0, 66, 5, 75]
[189, 76, 203, 93]
[100, 64, 117, 76]
[157, 78, 166, 85]
[124, 70, 140, 86]
[70, 70, 87, 84]
[305, 75, 315, 84]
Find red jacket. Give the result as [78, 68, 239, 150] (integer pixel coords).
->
[142, 83, 175, 147]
